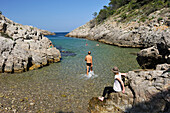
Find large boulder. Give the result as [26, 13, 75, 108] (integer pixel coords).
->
[136, 46, 165, 69]
[88, 66, 170, 113]
[0, 14, 61, 73]
[137, 32, 170, 69]
[0, 56, 5, 73]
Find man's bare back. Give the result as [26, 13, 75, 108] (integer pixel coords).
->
[85, 51, 93, 75]
[85, 55, 92, 63]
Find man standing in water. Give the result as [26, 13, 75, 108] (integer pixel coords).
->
[85, 51, 93, 76]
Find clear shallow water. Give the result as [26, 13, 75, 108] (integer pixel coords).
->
[0, 33, 140, 112]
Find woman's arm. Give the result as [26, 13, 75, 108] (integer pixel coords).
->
[121, 73, 127, 76]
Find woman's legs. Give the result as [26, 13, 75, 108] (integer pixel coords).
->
[102, 86, 115, 97]
[99, 86, 115, 101]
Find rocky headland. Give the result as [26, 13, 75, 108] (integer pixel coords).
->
[66, 8, 170, 69]
[66, 8, 170, 48]
[0, 14, 61, 73]
[39, 29, 56, 36]
[66, 7, 170, 113]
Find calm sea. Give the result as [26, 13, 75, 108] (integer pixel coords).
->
[0, 32, 140, 112]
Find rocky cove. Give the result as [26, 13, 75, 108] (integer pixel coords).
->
[66, 8, 170, 69]
[0, 14, 61, 73]
[0, 8, 169, 113]
[0, 31, 141, 112]
[65, 8, 170, 113]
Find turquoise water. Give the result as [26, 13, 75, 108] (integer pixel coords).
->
[0, 33, 140, 112]
[49, 34, 140, 76]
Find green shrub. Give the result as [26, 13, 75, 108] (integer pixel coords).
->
[140, 16, 148, 22]
[96, 9, 107, 24]
[156, 0, 164, 5]
[166, 1, 170, 7]
[128, 0, 140, 11]
[95, 0, 169, 24]
[0, 11, 2, 15]
[157, 17, 163, 22]
[92, 12, 97, 19]
[121, 13, 127, 19]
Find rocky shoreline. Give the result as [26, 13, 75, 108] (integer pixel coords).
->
[88, 64, 170, 113]
[66, 8, 170, 112]
[0, 14, 61, 73]
[66, 8, 170, 68]
[66, 8, 170, 47]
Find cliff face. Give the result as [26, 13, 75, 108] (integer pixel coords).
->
[66, 8, 170, 69]
[0, 14, 61, 73]
[66, 8, 169, 48]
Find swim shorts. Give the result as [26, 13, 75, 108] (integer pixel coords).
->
[86, 63, 91, 66]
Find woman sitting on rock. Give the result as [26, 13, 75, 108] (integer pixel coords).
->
[98, 66, 126, 101]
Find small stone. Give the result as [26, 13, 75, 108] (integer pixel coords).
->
[0, 103, 3, 107]
[30, 103, 35, 106]
[12, 109, 17, 113]
[8, 107, 12, 110]
[20, 99, 24, 102]
[0, 93, 4, 98]
[61, 94, 67, 97]
[11, 105, 15, 108]
[24, 97, 28, 101]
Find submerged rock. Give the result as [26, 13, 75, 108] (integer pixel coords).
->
[61, 51, 76, 57]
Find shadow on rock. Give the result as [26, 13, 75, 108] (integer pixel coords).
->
[125, 88, 170, 113]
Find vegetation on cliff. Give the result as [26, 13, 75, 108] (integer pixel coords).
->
[96, 0, 170, 24]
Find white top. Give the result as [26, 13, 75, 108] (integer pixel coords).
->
[113, 72, 122, 92]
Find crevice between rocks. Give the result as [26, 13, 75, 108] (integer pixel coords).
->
[128, 84, 136, 106]
[27, 57, 33, 71]
[2, 42, 16, 73]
